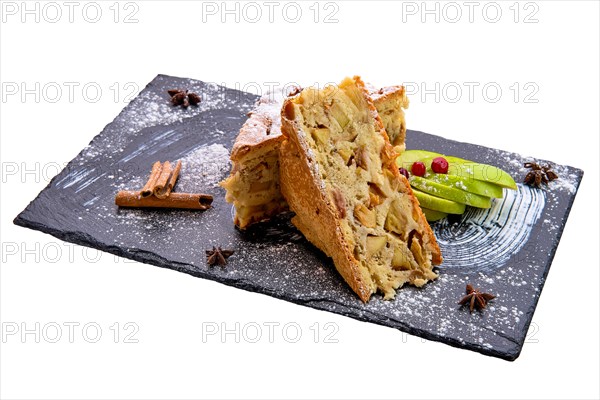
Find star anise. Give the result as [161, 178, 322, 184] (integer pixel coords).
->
[523, 162, 559, 188]
[458, 284, 496, 312]
[168, 89, 201, 108]
[205, 246, 234, 266]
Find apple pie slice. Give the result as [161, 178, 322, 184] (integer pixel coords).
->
[221, 85, 408, 230]
[279, 76, 442, 302]
[220, 90, 289, 229]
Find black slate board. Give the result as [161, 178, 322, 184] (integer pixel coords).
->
[14, 74, 583, 360]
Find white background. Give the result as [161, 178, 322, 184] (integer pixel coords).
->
[1, 1, 599, 399]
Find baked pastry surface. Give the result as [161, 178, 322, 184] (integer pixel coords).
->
[279, 76, 442, 302]
[368, 85, 409, 151]
[222, 84, 408, 229]
[220, 90, 288, 228]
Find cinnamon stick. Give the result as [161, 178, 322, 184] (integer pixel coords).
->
[153, 161, 172, 197]
[155, 160, 182, 199]
[115, 191, 212, 210]
[140, 161, 163, 198]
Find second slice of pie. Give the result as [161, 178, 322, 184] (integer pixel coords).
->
[279, 76, 442, 302]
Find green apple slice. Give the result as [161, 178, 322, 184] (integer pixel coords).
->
[397, 150, 517, 189]
[410, 176, 492, 208]
[426, 156, 517, 190]
[424, 173, 504, 198]
[396, 149, 434, 167]
[421, 208, 448, 222]
[412, 188, 466, 214]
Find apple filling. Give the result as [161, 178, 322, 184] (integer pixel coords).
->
[369, 86, 409, 150]
[222, 148, 287, 228]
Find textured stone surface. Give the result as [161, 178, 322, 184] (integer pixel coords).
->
[14, 74, 583, 360]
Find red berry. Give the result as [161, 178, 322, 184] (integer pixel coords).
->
[411, 162, 426, 177]
[399, 167, 410, 180]
[431, 157, 449, 174]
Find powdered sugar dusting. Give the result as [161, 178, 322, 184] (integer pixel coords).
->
[434, 184, 545, 273]
[492, 150, 579, 195]
[120, 79, 250, 134]
[178, 144, 231, 191]
[70, 76, 253, 169]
